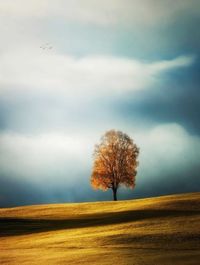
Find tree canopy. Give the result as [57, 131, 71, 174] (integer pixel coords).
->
[91, 130, 139, 201]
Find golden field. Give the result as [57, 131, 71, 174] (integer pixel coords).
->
[0, 192, 200, 265]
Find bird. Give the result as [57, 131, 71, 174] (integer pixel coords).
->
[40, 43, 53, 50]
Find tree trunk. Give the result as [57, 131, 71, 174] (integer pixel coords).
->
[112, 188, 117, 201]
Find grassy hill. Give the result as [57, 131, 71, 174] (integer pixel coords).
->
[0, 192, 200, 265]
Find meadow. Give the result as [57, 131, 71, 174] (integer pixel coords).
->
[0, 192, 199, 265]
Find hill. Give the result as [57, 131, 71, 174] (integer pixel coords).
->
[0, 192, 200, 265]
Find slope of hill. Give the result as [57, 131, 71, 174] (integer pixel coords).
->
[0, 192, 200, 265]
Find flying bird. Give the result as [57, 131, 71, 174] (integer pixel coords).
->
[40, 43, 53, 50]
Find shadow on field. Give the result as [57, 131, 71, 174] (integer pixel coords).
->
[0, 209, 199, 237]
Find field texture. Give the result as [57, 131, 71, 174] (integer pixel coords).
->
[0, 192, 200, 265]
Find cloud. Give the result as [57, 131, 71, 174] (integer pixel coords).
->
[0, 49, 195, 99]
[0, 122, 200, 206]
[0, 0, 200, 27]
[0, 132, 94, 183]
[0, 174, 48, 207]
[134, 123, 200, 188]
[0, 1, 199, 206]
[149, 55, 196, 72]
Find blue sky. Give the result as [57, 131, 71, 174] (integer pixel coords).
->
[0, 0, 200, 206]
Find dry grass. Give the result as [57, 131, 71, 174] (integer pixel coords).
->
[0, 192, 200, 265]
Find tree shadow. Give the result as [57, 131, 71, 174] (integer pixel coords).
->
[0, 209, 199, 237]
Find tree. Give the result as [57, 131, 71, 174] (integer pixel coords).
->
[91, 130, 139, 201]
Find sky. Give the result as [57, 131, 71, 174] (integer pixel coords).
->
[0, 0, 200, 207]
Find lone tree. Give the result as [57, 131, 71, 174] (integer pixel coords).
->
[91, 130, 139, 201]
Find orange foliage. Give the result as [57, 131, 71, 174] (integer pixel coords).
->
[91, 130, 139, 199]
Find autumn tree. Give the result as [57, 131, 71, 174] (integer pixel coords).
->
[91, 130, 139, 201]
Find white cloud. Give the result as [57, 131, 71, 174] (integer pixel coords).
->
[0, 132, 95, 183]
[0, 1, 199, 203]
[0, 1, 196, 101]
[0, 48, 195, 98]
[0, 123, 199, 187]
[134, 123, 200, 182]
[149, 55, 196, 72]
[0, 0, 199, 27]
